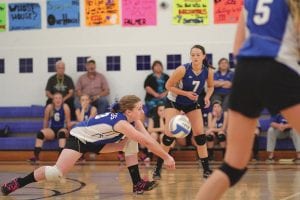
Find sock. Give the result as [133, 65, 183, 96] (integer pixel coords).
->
[58, 147, 64, 154]
[156, 157, 164, 171]
[200, 157, 210, 171]
[18, 172, 36, 188]
[34, 147, 42, 159]
[148, 152, 153, 160]
[253, 135, 259, 158]
[208, 148, 214, 159]
[128, 164, 141, 185]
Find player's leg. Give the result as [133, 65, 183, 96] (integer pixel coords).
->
[186, 109, 212, 178]
[196, 110, 257, 200]
[152, 107, 179, 180]
[57, 128, 68, 154]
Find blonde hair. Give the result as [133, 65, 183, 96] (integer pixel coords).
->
[118, 95, 141, 113]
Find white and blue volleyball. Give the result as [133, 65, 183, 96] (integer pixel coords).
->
[169, 115, 191, 138]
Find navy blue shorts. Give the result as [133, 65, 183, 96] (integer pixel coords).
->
[165, 98, 200, 113]
[229, 58, 300, 118]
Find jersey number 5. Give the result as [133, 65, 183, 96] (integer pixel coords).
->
[254, 0, 274, 25]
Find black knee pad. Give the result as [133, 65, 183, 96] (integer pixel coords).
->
[219, 162, 247, 186]
[36, 131, 44, 140]
[162, 135, 175, 146]
[57, 131, 66, 139]
[194, 134, 206, 145]
[217, 134, 226, 142]
[206, 134, 214, 142]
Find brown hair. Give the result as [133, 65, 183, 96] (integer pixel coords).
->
[115, 95, 141, 113]
[151, 60, 163, 70]
[287, 0, 300, 55]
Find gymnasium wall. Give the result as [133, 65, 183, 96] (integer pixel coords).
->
[0, 0, 237, 106]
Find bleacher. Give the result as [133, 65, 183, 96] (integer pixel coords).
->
[0, 106, 296, 161]
[0, 105, 59, 151]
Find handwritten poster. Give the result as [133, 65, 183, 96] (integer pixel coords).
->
[47, 0, 80, 28]
[85, 0, 119, 26]
[8, 3, 41, 31]
[0, 3, 6, 32]
[122, 0, 156, 27]
[214, 0, 243, 24]
[173, 0, 209, 25]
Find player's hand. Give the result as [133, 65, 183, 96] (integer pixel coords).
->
[204, 97, 210, 108]
[164, 155, 175, 170]
[186, 92, 198, 101]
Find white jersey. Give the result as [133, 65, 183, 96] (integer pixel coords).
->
[70, 112, 127, 144]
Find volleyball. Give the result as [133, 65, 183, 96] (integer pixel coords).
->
[169, 115, 191, 138]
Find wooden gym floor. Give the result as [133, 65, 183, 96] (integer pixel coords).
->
[0, 161, 300, 200]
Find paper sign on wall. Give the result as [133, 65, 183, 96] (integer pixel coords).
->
[122, 0, 156, 27]
[85, 0, 119, 26]
[173, 0, 209, 25]
[8, 3, 41, 31]
[47, 0, 80, 28]
[214, 0, 243, 24]
[0, 3, 6, 32]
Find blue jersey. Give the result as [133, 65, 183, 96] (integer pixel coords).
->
[214, 70, 234, 95]
[271, 114, 288, 124]
[238, 0, 299, 74]
[216, 113, 224, 129]
[50, 106, 65, 130]
[168, 63, 209, 106]
[80, 105, 92, 121]
[70, 112, 127, 144]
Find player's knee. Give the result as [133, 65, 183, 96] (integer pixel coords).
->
[36, 131, 44, 140]
[217, 134, 226, 142]
[123, 140, 138, 156]
[219, 162, 247, 187]
[58, 131, 66, 139]
[206, 134, 214, 142]
[45, 165, 63, 181]
[194, 134, 206, 145]
[162, 135, 175, 146]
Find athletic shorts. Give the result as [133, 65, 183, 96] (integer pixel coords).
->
[229, 58, 300, 118]
[50, 127, 66, 139]
[64, 136, 106, 154]
[165, 98, 200, 113]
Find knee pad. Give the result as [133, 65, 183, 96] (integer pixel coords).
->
[162, 135, 175, 146]
[194, 134, 206, 145]
[45, 165, 63, 181]
[36, 131, 44, 140]
[217, 134, 226, 142]
[123, 140, 139, 157]
[58, 131, 66, 139]
[206, 134, 214, 142]
[219, 162, 247, 186]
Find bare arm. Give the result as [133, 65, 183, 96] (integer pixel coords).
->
[147, 118, 164, 133]
[145, 86, 159, 98]
[233, 10, 246, 56]
[114, 120, 175, 168]
[204, 68, 214, 108]
[166, 66, 198, 101]
[63, 89, 74, 102]
[45, 91, 54, 99]
[43, 105, 51, 129]
[63, 104, 71, 130]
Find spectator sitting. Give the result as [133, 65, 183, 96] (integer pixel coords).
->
[205, 100, 228, 160]
[74, 94, 97, 163]
[75, 57, 110, 114]
[144, 60, 169, 117]
[28, 92, 71, 163]
[211, 58, 234, 111]
[45, 60, 76, 120]
[266, 114, 300, 163]
[75, 94, 97, 122]
[146, 104, 166, 161]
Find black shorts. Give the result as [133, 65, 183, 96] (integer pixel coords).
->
[51, 127, 66, 139]
[165, 98, 200, 113]
[64, 136, 106, 154]
[229, 58, 300, 118]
